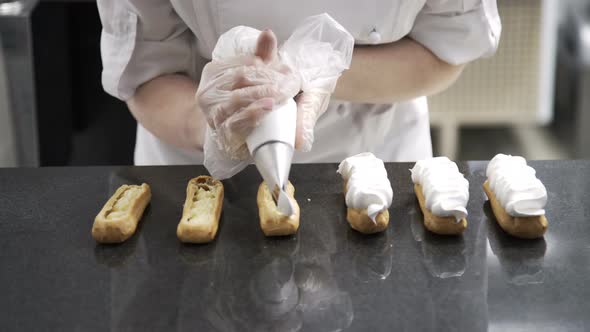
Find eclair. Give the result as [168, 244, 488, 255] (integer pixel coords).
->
[337, 152, 392, 234]
[483, 154, 548, 239]
[92, 183, 151, 243]
[177, 176, 224, 243]
[410, 157, 469, 235]
[257, 181, 300, 236]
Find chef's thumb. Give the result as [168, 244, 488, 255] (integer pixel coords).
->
[255, 29, 278, 63]
[295, 90, 332, 151]
[295, 92, 319, 152]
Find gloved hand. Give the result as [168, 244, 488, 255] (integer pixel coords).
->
[294, 84, 336, 152]
[197, 30, 301, 159]
[280, 14, 353, 153]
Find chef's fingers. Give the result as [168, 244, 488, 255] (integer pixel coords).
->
[222, 98, 275, 141]
[206, 72, 299, 130]
[231, 72, 299, 105]
[208, 84, 277, 128]
[230, 66, 293, 90]
[255, 29, 278, 63]
[200, 54, 287, 93]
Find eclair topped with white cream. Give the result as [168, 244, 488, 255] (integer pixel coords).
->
[410, 157, 469, 221]
[337, 152, 393, 221]
[486, 154, 547, 217]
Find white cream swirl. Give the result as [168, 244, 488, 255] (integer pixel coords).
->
[410, 157, 469, 221]
[337, 153, 393, 221]
[486, 154, 547, 217]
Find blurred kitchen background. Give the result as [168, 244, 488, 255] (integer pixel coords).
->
[0, 0, 588, 167]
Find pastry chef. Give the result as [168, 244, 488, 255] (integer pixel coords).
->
[98, 0, 501, 167]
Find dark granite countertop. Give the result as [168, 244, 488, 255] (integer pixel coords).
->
[0, 161, 589, 331]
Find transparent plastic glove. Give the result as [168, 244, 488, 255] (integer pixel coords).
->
[280, 14, 355, 152]
[198, 29, 300, 160]
[294, 88, 332, 152]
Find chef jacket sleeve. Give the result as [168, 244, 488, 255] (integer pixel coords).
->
[98, 0, 198, 100]
[409, 0, 501, 65]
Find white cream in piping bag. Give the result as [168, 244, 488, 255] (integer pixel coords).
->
[486, 154, 547, 217]
[410, 157, 469, 222]
[337, 152, 393, 222]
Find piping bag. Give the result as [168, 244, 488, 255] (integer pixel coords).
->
[204, 14, 355, 215]
[246, 99, 297, 215]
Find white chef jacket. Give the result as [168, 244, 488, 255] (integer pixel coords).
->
[98, 0, 501, 165]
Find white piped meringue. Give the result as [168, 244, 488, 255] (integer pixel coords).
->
[337, 153, 393, 221]
[410, 157, 469, 221]
[486, 154, 547, 217]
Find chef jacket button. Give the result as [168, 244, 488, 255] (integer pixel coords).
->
[368, 30, 381, 44]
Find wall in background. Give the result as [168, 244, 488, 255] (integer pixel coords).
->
[0, 43, 16, 167]
[32, 2, 136, 166]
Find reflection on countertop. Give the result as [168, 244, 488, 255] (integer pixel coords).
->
[484, 201, 547, 285]
[410, 208, 466, 279]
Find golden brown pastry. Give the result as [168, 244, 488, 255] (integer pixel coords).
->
[177, 176, 224, 243]
[414, 183, 467, 235]
[257, 181, 300, 236]
[92, 183, 151, 243]
[483, 181, 547, 239]
[346, 204, 389, 234]
[410, 157, 469, 235]
[484, 154, 548, 239]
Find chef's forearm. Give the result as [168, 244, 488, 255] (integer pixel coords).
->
[127, 74, 206, 151]
[333, 38, 465, 104]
